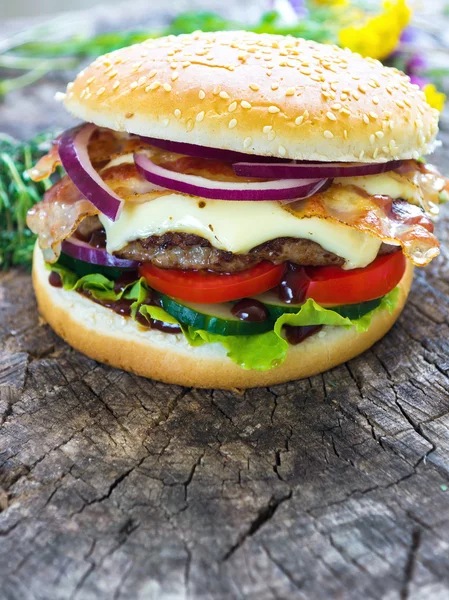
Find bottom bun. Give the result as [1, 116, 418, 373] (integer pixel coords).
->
[32, 243, 414, 389]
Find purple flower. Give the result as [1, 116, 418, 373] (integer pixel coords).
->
[269, 0, 307, 18]
[407, 54, 427, 75]
[410, 75, 428, 89]
[288, 0, 307, 15]
[400, 27, 419, 44]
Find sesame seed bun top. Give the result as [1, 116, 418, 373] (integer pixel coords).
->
[63, 30, 439, 163]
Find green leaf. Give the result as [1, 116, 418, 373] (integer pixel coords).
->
[139, 304, 180, 325]
[45, 261, 401, 372]
[183, 327, 288, 371]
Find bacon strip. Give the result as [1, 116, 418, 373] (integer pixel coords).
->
[290, 184, 439, 266]
[27, 176, 98, 262]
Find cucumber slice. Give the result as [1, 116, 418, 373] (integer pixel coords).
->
[159, 294, 273, 336]
[255, 291, 383, 321]
[57, 252, 133, 280]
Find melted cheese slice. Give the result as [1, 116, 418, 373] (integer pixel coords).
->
[100, 194, 382, 269]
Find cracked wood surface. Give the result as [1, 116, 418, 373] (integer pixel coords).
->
[2, 3, 449, 599]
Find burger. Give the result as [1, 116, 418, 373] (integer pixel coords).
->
[27, 30, 447, 389]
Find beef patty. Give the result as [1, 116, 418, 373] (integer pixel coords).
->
[76, 217, 394, 272]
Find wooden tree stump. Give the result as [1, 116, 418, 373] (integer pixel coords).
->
[1, 3, 449, 598]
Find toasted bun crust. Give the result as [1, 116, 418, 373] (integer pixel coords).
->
[33, 244, 413, 389]
[63, 31, 439, 163]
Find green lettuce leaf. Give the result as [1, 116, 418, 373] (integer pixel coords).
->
[183, 327, 287, 371]
[47, 261, 401, 372]
[183, 287, 401, 371]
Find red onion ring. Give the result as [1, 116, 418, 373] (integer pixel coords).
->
[139, 136, 285, 163]
[61, 236, 140, 269]
[134, 152, 328, 201]
[58, 124, 123, 221]
[233, 160, 403, 179]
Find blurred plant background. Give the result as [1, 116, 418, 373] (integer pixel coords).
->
[1, 0, 448, 269]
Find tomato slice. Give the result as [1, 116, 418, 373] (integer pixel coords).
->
[304, 251, 406, 305]
[139, 261, 286, 303]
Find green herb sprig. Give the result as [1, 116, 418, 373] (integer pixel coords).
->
[0, 133, 57, 270]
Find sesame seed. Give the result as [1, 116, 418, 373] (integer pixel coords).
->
[186, 119, 194, 132]
[278, 145, 287, 157]
[303, 110, 309, 119]
[229, 101, 237, 112]
[340, 94, 348, 101]
[174, 109, 181, 118]
[219, 91, 230, 99]
[363, 115, 370, 125]
[241, 100, 252, 109]
[373, 96, 379, 105]
[243, 137, 252, 149]
[267, 131, 276, 141]
[300, 67, 311, 75]
[229, 118, 237, 129]
[163, 83, 172, 92]
[213, 85, 220, 95]
[182, 61, 191, 68]
[113, 81, 120, 90]
[196, 111, 205, 123]
[358, 84, 367, 94]
[263, 125, 272, 133]
[343, 130, 348, 140]
[249, 83, 260, 91]
[130, 82, 138, 90]
[404, 98, 412, 108]
[331, 104, 342, 110]
[324, 130, 334, 139]
[271, 83, 279, 91]
[389, 120, 395, 130]
[149, 70, 157, 79]
[198, 90, 206, 100]
[384, 111, 392, 118]
[370, 134, 375, 145]
[268, 106, 280, 114]
[352, 92, 360, 101]
[86, 76, 96, 84]
[375, 131, 384, 139]
[96, 86, 106, 96]
[396, 100, 405, 108]
[138, 76, 147, 85]
[148, 81, 160, 91]
[295, 116, 304, 126]
[359, 150, 365, 160]
[326, 112, 337, 122]
[373, 148, 379, 159]
[369, 111, 378, 120]
[286, 87, 295, 96]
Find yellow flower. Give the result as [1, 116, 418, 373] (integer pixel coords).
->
[339, 0, 411, 61]
[424, 84, 446, 112]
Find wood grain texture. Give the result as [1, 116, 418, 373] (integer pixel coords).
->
[1, 3, 449, 599]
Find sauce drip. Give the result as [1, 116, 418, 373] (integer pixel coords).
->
[284, 324, 321, 345]
[231, 298, 268, 322]
[49, 272, 63, 287]
[278, 264, 309, 304]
